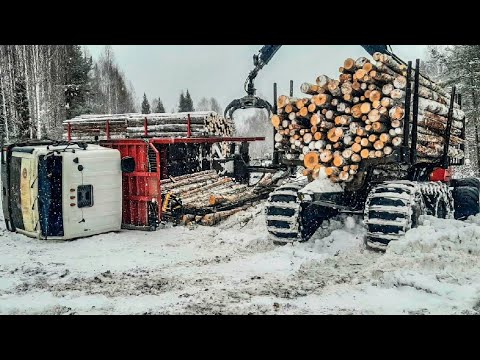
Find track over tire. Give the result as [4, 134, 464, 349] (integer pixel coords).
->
[265, 181, 306, 245]
[364, 181, 453, 251]
[364, 181, 425, 251]
[452, 186, 480, 220]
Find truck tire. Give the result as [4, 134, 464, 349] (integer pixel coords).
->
[451, 178, 480, 189]
[265, 181, 305, 245]
[364, 181, 425, 251]
[452, 186, 480, 220]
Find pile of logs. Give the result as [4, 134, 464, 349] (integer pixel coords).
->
[161, 170, 271, 226]
[63, 112, 235, 141]
[272, 52, 466, 183]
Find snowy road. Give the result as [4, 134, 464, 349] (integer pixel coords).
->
[1, 203, 480, 315]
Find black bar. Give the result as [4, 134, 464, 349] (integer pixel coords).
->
[442, 86, 456, 168]
[458, 94, 462, 108]
[403, 61, 413, 161]
[410, 59, 421, 164]
[290, 80, 293, 97]
[272, 82, 279, 165]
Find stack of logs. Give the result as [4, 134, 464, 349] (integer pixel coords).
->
[63, 112, 235, 141]
[161, 170, 272, 226]
[272, 52, 466, 183]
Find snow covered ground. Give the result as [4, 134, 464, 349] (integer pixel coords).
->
[1, 202, 480, 315]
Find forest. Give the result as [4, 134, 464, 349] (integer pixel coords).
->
[0, 45, 138, 141]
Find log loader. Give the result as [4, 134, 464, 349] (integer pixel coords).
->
[225, 45, 480, 251]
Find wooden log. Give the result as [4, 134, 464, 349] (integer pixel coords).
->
[418, 98, 465, 120]
[320, 149, 333, 163]
[325, 167, 339, 176]
[360, 149, 370, 159]
[301, 83, 320, 95]
[277, 95, 289, 108]
[316, 75, 332, 89]
[390, 89, 405, 100]
[199, 205, 252, 226]
[382, 83, 394, 96]
[327, 80, 342, 96]
[380, 97, 394, 108]
[333, 154, 345, 167]
[373, 140, 385, 150]
[356, 57, 369, 69]
[343, 58, 356, 72]
[360, 138, 372, 148]
[304, 152, 320, 169]
[369, 71, 396, 83]
[383, 146, 393, 155]
[271, 115, 281, 128]
[372, 122, 388, 133]
[339, 73, 353, 83]
[360, 102, 371, 114]
[389, 106, 405, 120]
[392, 137, 403, 147]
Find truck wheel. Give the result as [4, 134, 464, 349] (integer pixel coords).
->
[364, 181, 424, 251]
[265, 181, 305, 245]
[452, 186, 480, 220]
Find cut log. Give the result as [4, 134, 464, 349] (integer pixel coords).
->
[320, 149, 333, 163]
[360, 102, 371, 114]
[390, 89, 405, 100]
[382, 83, 394, 96]
[316, 75, 332, 89]
[300, 83, 320, 95]
[271, 115, 281, 128]
[389, 106, 405, 120]
[372, 122, 388, 133]
[392, 137, 403, 146]
[304, 152, 320, 169]
[373, 140, 385, 150]
[380, 97, 394, 108]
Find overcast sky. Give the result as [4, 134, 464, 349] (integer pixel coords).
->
[85, 45, 428, 115]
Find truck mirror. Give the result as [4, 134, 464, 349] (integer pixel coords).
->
[121, 156, 135, 173]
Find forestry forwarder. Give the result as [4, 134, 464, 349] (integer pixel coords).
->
[226, 45, 480, 251]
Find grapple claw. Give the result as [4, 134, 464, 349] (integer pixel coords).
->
[223, 95, 273, 120]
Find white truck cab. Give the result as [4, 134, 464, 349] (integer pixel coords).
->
[1, 142, 122, 240]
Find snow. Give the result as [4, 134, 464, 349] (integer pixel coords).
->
[300, 168, 343, 193]
[1, 202, 480, 314]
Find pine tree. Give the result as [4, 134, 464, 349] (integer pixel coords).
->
[14, 76, 31, 139]
[65, 45, 92, 119]
[141, 93, 150, 114]
[178, 91, 186, 112]
[155, 98, 166, 113]
[184, 89, 194, 111]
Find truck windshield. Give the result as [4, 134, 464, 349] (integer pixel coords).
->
[38, 155, 64, 237]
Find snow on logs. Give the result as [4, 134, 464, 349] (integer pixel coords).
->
[63, 111, 235, 140]
[272, 53, 466, 184]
